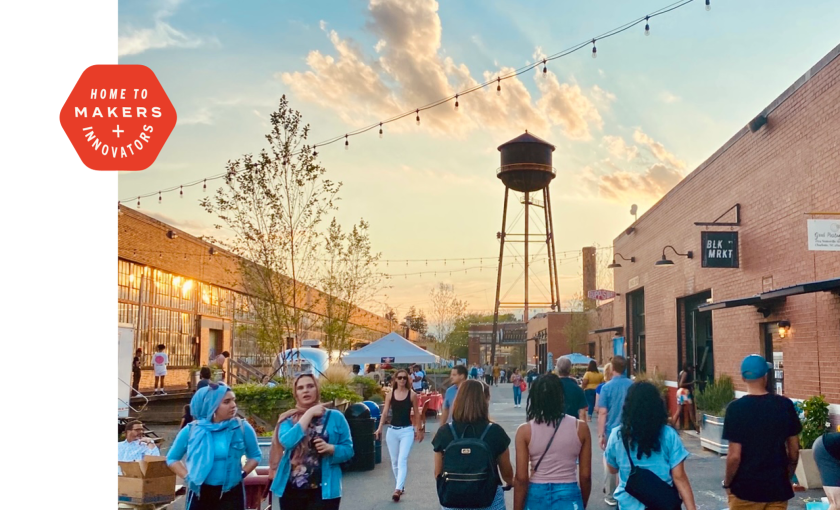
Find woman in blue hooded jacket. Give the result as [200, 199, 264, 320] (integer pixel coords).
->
[167, 382, 261, 510]
[268, 373, 354, 510]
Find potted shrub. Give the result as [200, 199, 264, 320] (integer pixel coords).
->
[795, 395, 830, 489]
[695, 375, 735, 455]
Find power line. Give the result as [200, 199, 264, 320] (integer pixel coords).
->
[119, 0, 706, 205]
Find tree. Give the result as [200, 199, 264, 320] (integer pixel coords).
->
[403, 306, 428, 336]
[429, 283, 468, 360]
[319, 218, 382, 360]
[563, 293, 591, 354]
[201, 95, 340, 357]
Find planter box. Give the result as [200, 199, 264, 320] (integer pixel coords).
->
[699, 413, 728, 455]
[795, 448, 822, 489]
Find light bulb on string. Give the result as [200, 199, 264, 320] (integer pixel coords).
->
[203, 180, 207, 193]
[158, 191, 162, 204]
[379, 123, 383, 139]
[542, 60, 547, 73]
[455, 94, 459, 110]
[591, 39, 597, 58]
[345, 134, 349, 150]
[313, 145, 318, 157]
[137, 197, 141, 208]
[180, 186, 184, 198]
[496, 77, 501, 96]
[705, 0, 711, 11]
[415, 109, 420, 126]
[644, 16, 650, 36]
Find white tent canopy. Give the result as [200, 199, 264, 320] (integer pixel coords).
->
[341, 332, 439, 365]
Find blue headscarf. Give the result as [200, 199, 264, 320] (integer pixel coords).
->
[184, 383, 239, 495]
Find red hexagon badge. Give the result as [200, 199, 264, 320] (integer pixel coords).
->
[60, 65, 177, 171]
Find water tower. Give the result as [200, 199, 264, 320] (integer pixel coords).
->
[489, 131, 561, 365]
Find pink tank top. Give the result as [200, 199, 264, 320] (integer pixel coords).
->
[528, 416, 581, 484]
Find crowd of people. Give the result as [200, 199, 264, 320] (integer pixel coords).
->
[116, 353, 840, 510]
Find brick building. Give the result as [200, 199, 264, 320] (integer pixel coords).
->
[468, 321, 527, 367]
[118, 205, 401, 389]
[606, 44, 840, 416]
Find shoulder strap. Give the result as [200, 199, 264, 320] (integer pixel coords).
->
[532, 419, 562, 473]
[449, 422, 459, 440]
[479, 423, 493, 441]
[622, 434, 635, 469]
[322, 409, 331, 429]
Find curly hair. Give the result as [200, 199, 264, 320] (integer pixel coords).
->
[526, 373, 566, 427]
[620, 381, 669, 460]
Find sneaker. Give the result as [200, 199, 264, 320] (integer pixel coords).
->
[392, 490, 401, 502]
[605, 496, 618, 506]
[160, 390, 168, 395]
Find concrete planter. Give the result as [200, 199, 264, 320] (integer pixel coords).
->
[795, 449, 822, 489]
[699, 413, 728, 455]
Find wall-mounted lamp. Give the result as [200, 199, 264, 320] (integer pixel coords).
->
[778, 320, 791, 338]
[166, 230, 178, 239]
[608, 253, 636, 269]
[209, 247, 216, 256]
[655, 245, 693, 267]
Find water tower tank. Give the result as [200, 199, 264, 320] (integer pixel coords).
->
[496, 132, 556, 192]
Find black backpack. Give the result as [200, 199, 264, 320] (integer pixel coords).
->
[436, 423, 498, 508]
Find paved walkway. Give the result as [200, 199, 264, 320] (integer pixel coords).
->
[152, 382, 824, 509]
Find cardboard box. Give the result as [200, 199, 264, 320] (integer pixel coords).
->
[118, 456, 176, 505]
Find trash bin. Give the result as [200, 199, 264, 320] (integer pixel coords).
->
[362, 401, 382, 464]
[344, 403, 375, 472]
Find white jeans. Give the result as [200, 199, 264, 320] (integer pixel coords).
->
[386, 425, 415, 491]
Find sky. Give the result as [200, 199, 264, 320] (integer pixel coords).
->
[117, 0, 840, 321]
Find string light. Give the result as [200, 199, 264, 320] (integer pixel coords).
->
[158, 191, 162, 204]
[203, 180, 207, 193]
[118, 0, 704, 206]
[645, 16, 650, 36]
[137, 196, 141, 208]
[496, 77, 501, 96]
[313, 145, 318, 157]
[705, 0, 711, 11]
[379, 123, 383, 139]
[180, 185, 184, 198]
[415, 109, 420, 126]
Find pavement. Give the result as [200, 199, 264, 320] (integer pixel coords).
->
[147, 382, 825, 510]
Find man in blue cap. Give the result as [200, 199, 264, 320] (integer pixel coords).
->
[722, 354, 802, 510]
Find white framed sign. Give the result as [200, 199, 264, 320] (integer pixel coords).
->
[808, 219, 840, 251]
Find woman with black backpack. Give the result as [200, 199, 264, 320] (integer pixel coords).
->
[433, 379, 514, 510]
[604, 381, 697, 510]
[513, 373, 591, 510]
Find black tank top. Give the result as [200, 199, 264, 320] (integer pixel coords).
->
[390, 390, 413, 427]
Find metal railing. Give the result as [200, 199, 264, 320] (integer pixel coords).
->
[229, 358, 267, 385]
[495, 163, 556, 177]
[119, 377, 149, 414]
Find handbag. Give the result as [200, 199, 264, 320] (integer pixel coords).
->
[621, 435, 682, 510]
[518, 380, 527, 391]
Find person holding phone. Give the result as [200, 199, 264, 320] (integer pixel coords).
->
[268, 374, 354, 510]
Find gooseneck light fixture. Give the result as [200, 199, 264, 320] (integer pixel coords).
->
[655, 245, 693, 266]
[608, 253, 636, 269]
[778, 320, 791, 338]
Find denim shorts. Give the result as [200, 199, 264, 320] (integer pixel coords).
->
[526, 482, 583, 510]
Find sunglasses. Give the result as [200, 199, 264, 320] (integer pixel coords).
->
[396, 376, 407, 380]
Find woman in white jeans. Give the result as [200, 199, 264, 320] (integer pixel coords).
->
[375, 368, 423, 502]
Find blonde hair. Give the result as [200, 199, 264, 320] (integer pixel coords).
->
[603, 363, 613, 382]
[451, 380, 489, 424]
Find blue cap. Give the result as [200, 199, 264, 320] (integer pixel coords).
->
[741, 354, 769, 380]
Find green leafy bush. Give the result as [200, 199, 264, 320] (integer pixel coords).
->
[694, 375, 734, 416]
[233, 383, 294, 423]
[634, 371, 669, 400]
[799, 395, 830, 450]
[353, 376, 384, 400]
[321, 382, 363, 404]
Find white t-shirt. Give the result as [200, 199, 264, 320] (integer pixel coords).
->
[412, 370, 425, 391]
[152, 352, 169, 376]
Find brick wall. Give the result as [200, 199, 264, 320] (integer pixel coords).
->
[609, 45, 840, 403]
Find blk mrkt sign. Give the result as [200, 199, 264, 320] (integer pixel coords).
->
[701, 231, 739, 268]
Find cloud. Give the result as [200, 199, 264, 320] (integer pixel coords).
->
[660, 91, 681, 104]
[119, 0, 212, 57]
[633, 129, 686, 170]
[602, 135, 638, 160]
[278, 0, 611, 139]
[596, 163, 684, 203]
[177, 107, 213, 126]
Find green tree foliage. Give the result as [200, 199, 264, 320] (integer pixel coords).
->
[799, 395, 830, 449]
